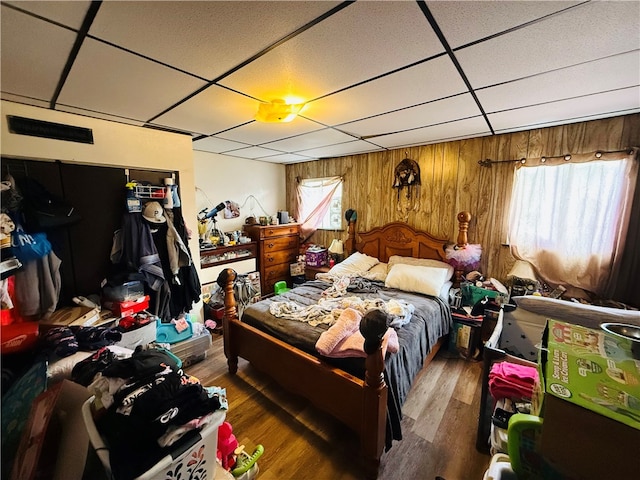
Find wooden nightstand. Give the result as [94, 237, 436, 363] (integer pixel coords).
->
[305, 264, 330, 280]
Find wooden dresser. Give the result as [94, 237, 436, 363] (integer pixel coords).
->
[243, 223, 300, 295]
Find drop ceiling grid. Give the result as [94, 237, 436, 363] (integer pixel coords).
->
[301, 55, 468, 127]
[57, 37, 207, 123]
[339, 93, 482, 138]
[293, 139, 384, 159]
[214, 116, 324, 145]
[218, 0, 445, 102]
[261, 127, 358, 152]
[476, 51, 640, 114]
[454, 1, 640, 89]
[151, 84, 264, 136]
[487, 87, 640, 132]
[0, 7, 78, 101]
[3, 0, 91, 30]
[426, 0, 585, 49]
[192, 136, 253, 154]
[87, 1, 341, 81]
[367, 116, 491, 149]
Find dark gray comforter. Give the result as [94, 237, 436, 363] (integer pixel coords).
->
[240, 278, 452, 448]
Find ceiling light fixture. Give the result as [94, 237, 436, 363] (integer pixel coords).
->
[255, 99, 305, 123]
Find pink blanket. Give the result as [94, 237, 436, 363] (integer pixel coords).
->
[315, 308, 399, 358]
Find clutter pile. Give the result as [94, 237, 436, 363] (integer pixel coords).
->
[86, 346, 228, 479]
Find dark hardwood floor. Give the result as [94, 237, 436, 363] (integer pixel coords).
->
[185, 334, 491, 480]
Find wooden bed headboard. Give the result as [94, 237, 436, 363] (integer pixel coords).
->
[344, 212, 471, 263]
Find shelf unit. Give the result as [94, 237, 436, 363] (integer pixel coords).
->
[199, 242, 257, 269]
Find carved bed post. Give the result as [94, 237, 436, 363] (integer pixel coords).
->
[218, 268, 239, 374]
[360, 311, 389, 478]
[456, 211, 471, 247]
[344, 211, 357, 256]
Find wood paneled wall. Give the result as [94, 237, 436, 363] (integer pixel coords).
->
[286, 113, 640, 282]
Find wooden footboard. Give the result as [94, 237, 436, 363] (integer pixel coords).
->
[221, 268, 387, 478]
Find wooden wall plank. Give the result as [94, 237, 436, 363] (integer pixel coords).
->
[285, 113, 639, 281]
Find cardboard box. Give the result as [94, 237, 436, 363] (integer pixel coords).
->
[116, 317, 157, 349]
[534, 319, 640, 428]
[449, 316, 482, 360]
[540, 394, 640, 480]
[40, 306, 101, 330]
[11, 380, 91, 480]
[534, 319, 640, 479]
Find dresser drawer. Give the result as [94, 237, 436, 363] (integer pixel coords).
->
[262, 235, 298, 253]
[263, 263, 292, 294]
[249, 224, 299, 240]
[263, 247, 298, 267]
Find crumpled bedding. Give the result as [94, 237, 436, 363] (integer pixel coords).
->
[240, 278, 452, 449]
[315, 308, 399, 358]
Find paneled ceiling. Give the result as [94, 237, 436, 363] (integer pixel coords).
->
[2, 1, 639, 164]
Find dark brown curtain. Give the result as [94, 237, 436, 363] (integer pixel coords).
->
[611, 158, 640, 308]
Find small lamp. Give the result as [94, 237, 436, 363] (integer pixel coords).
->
[255, 99, 305, 123]
[328, 238, 344, 263]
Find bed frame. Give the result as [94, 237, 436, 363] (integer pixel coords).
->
[221, 213, 470, 478]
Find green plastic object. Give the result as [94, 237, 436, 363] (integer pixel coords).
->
[231, 444, 264, 477]
[507, 413, 543, 480]
[274, 281, 290, 295]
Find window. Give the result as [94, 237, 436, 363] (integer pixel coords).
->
[508, 152, 637, 295]
[296, 176, 343, 241]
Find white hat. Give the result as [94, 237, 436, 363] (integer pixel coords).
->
[142, 201, 166, 223]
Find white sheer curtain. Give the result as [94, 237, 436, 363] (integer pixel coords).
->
[296, 176, 342, 242]
[508, 148, 638, 296]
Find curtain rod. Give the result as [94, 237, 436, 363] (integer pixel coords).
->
[479, 147, 636, 168]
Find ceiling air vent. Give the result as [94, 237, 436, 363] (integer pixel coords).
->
[7, 115, 94, 144]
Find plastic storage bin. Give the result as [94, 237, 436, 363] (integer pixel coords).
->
[155, 318, 193, 344]
[82, 397, 225, 480]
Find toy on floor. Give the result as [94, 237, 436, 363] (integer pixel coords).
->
[217, 421, 239, 471]
[231, 444, 263, 479]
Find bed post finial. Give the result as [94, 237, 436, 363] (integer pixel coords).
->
[456, 211, 472, 247]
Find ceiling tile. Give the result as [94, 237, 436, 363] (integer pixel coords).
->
[220, 1, 444, 102]
[256, 153, 316, 164]
[153, 85, 261, 136]
[4, 0, 92, 30]
[0, 6, 76, 101]
[262, 127, 356, 152]
[340, 94, 482, 138]
[295, 140, 384, 158]
[477, 51, 640, 113]
[456, 1, 640, 88]
[428, 1, 581, 49]
[488, 87, 640, 132]
[224, 145, 284, 160]
[58, 38, 207, 124]
[89, 1, 341, 80]
[216, 116, 322, 145]
[0, 93, 50, 109]
[56, 105, 145, 127]
[192, 136, 251, 154]
[302, 55, 467, 126]
[367, 117, 491, 149]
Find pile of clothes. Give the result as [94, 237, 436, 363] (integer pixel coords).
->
[84, 346, 227, 480]
[488, 361, 538, 400]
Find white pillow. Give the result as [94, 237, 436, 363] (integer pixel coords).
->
[362, 262, 388, 282]
[328, 251, 380, 276]
[387, 255, 454, 280]
[385, 263, 451, 296]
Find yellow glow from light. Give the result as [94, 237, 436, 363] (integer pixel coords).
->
[255, 98, 306, 123]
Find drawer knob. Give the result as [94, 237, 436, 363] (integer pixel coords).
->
[268, 257, 274, 262]
[268, 229, 275, 235]
[268, 243, 275, 248]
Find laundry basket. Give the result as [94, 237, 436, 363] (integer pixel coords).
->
[82, 397, 225, 480]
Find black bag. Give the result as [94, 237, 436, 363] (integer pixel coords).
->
[15, 177, 82, 231]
